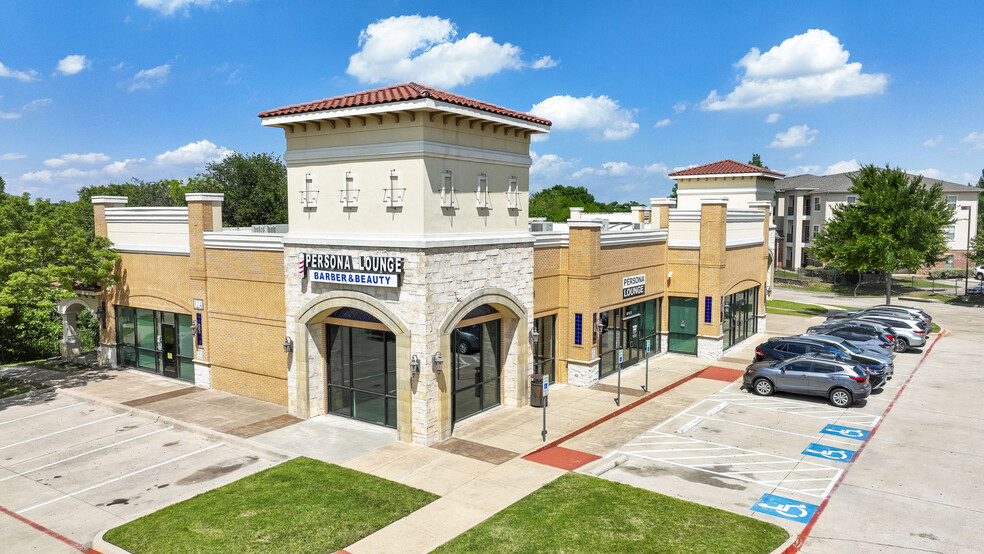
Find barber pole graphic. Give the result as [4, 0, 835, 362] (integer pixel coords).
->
[299, 254, 305, 277]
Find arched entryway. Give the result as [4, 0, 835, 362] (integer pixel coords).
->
[55, 297, 100, 360]
[437, 287, 530, 440]
[294, 291, 413, 442]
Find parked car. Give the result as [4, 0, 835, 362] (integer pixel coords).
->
[824, 309, 867, 322]
[455, 328, 481, 354]
[851, 314, 927, 352]
[742, 353, 872, 407]
[976, 265, 983, 281]
[756, 337, 890, 387]
[867, 304, 931, 326]
[860, 309, 930, 331]
[806, 322, 897, 356]
[796, 334, 895, 370]
[969, 284, 984, 295]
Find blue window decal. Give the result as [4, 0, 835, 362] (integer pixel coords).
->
[574, 313, 583, 345]
[592, 313, 598, 344]
[196, 313, 203, 346]
[704, 296, 713, 323]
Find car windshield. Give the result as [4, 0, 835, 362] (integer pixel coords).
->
[839, 340, 862, 353]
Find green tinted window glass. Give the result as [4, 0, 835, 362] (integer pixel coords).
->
[137, 348, 157, 371]
[136, 309, 156, 349]
[178, 357, 195, 382]
[177, 314, 193, 357]
[117, 306, 136, 346]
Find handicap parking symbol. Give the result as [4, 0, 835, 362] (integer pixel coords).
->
[802, 442, 856, 462]
[821, 424, 870, 441]
[751, 493, 818, 523]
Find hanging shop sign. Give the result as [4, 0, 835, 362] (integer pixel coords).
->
[622, 274, 646, 299]
[299, 253, 405, 288]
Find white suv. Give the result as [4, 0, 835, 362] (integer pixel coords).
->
[976, 265, 984, 280]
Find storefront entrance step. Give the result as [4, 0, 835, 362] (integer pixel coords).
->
[429, 438, 518, 465]
[227, 414, 303, 438]
[523, 446, 601, 471]
[121, 386, 203, 407]
[695, 366, 745, 382]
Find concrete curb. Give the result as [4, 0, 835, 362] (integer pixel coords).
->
[93, 528, 132, 554]
[54, 387, 296, 462]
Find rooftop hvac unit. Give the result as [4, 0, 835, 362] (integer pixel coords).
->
[530, 221, 554, 232]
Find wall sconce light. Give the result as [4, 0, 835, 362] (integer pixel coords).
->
[282, 336, 294, 354]
[190, 322, 200, 335]
[409, 354, 420, 376]
[667, 271, 673, 279]
[432, 352, 444, 373]
[530, 327, 540, 347]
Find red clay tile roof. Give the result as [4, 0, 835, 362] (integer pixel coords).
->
[668, 159, 785, 178]
[258, 83, 551, 126]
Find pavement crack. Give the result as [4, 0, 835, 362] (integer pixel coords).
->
[809, 535, 945, 553]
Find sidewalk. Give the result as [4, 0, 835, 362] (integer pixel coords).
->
[1, 331, 774, 553]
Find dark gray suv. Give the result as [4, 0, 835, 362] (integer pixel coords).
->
[742, 353, 872, 407]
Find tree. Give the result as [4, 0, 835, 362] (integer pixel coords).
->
[198, 152, 287, 227]
[0, 191, 119, 363]
[748, 154, 769, 169]
[975, 169, 984, 234]
[529, 185, 638, 222]
[811, 165, 954, 304]
[669, 182, 678, 200]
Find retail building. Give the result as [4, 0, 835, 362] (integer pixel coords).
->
[57, 84, 776, 445]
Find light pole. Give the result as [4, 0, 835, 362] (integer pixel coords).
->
[961, 205, 972, 295]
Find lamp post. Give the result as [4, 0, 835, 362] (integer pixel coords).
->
[961, 206, 972, 295]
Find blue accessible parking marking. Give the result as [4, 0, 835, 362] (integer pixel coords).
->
[803, 442, 856, 462]
[821, 424, 870, 441]
[751, 493, 819, 523]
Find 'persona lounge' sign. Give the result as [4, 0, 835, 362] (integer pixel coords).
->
[299, 253, 405, 288]
[622, 274, 646, 299]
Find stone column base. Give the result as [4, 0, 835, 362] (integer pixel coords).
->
[757, 314, 768, 334]
[194, 360, 212, 389]
[697, 335, 724, 360]
[97, 343, 117, 367]
[59, 339, 81, 359]
[567, 358, 600, 388]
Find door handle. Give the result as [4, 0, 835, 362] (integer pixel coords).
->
[680, 320, 685, 328]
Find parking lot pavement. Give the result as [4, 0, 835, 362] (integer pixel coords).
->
[0, 392, 286, 551]
[580, 331, 925, 539]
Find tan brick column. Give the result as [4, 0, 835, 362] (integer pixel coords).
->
[91, 196, 128, 364]
[650, 198, 674, 228]
[697, 198, 727, 359]
[565, 221, 601, 386]
[749, 200, 772, 319]
[185, 193, 225, 388]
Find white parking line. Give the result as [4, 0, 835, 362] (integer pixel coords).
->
[0, 402, 87, 426]
[0, 414, 126, 450]
[17, 443, 223, 514]
[678, 413, 859, 447]
[0, 427, 173, 483]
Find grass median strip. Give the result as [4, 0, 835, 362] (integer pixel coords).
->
[766, 299, 828, 317]
[433, 473, 787, 553]
[103, 457, 437, 554]
[0, 377, 43, 399]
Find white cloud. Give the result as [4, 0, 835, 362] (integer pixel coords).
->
[951, 172, 976, 184]
[44, 152, 111, 167]
[701, 29, 887, 110]
[786, 165, 821, 176]
[346, 15, 547, 88]
[765, 113, 781, 123]
[21, 169, 54, 182]
[961, 132, 984, 150]
[0, 60, 39, 82]
[913, 168, 946, 180]
[0, 152, 27, 160]
[672, 102, 687, 114]
[792, 151, 806, 159]
[102, 157, 148, 175]
[530, 151, 575, 179]
[136, 0, 236, 16]
[529, 94, 638, 140]
[531, 55, 558, 69]
[154, 139, 232, 165]
[654, 118, 672, 128]
[0, 97, 51, 120]
[645, 162, 669, 174]
[672, 164, 699, 172]
[824, 159, 860, 175]
[769, 124, 819, 148]
[110, 62, 126, 72]
[923, 135, 943, 148]
[55, 55, 90, 76]
[563, 160, 674, 200]
[127, 64, 170, 92]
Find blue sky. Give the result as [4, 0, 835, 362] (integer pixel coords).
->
[2, 0, 983, 203]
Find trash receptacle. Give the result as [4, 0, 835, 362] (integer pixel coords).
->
[531, 374, 547, 407]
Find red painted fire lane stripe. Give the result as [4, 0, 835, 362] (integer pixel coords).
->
[525, 368, 706, 458]
[0, 504, 101, 553]
[782, 330, 947, 554]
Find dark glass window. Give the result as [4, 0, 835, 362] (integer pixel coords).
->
[326, 319, 397, 429]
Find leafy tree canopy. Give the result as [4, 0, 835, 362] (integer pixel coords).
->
[748, 154, 769, 169]
[810, 164, 954, 303]
[0, 189, 119, 363]
[529, 185, 641, 222]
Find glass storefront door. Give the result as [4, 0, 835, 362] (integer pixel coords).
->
[116, 306, 195, 382]
[723, 287, 759, 350]
[452, 316, 501, 423]
[533, 315, 556, 382]
[668, 297, 698, 355]
[326, 322, 397, 428]
[598, 299, 661, 379]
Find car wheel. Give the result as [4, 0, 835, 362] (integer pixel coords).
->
[894, 338, 909, 353]
[829, 388, 854, 408]
[457, 341, 470, 354]
[753, 378, 774, 396]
